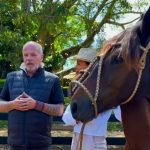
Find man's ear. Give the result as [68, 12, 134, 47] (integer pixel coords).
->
[41, 54, 43, 61]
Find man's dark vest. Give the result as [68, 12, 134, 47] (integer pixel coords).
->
[6, 69, 58, 146]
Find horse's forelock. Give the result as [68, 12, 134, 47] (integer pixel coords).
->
[121, 15, 150, 70]
[121, 28, 141, 70]
[100, 26, 141, 70]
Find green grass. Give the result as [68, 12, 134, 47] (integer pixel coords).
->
[0, 121, 123, 131]
[107, 122, 123, 131]
[0, 121, 8, 129]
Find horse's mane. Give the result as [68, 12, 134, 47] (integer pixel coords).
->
[99, 20, 143, 70]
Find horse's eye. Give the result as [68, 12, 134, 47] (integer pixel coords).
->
[111, 56, 123, 64]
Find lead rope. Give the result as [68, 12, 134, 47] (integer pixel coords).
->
[70, 55, 105, 150]
[76, 123, 86, 150]
[121, 42, 150, 105]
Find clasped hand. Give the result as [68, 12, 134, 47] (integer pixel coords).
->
[11, 92, 36, 111]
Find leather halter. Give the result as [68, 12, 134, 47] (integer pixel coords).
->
[70, 55, 104, 118]
[71, 41, 150, 112]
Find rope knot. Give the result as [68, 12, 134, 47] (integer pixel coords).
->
[139, 59, 146, 69]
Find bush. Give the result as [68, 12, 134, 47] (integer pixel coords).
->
[0, 79, 5, 88]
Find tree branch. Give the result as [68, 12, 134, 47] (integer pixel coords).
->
[90, 0, 108, 23]
[114, 11, 142, 16]
[61, 0, 118, 59]
[107, 16, 140, 29]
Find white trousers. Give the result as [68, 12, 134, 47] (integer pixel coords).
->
[71, 133, 107, 150]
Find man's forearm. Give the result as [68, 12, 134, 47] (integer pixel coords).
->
[43, 103, 64, 116]
[35, 102, 64, 116]
[0, 100, 13, 112]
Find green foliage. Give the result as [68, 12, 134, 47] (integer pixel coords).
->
[55, 15, 86, 51]
[0, 79, 5, 87]
[0, 1, 31, 72]
[45, 52, 64, 71]
[64, 97, 71, 106]
[0, 0, 149, 75]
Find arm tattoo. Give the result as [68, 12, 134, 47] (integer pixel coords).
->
[42, 103, 64, 116]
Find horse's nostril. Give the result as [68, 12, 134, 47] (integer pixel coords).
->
[71, 102, 77, 114]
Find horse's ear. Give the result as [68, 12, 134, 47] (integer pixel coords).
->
[141, 6, 150, 37]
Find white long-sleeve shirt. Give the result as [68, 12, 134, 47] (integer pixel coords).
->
[62, 105, 121, 137]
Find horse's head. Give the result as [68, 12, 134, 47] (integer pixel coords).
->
[70, 6, 150, 123]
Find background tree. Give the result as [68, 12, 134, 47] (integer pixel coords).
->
[0, 0, 149, 77]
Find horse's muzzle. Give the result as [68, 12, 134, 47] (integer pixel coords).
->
[71, 100, 95, 122]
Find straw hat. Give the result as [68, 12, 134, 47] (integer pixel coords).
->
[76, 48, 97, 63]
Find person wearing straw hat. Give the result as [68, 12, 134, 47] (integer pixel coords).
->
[74, 48, 97, 80]
[62, 48, 121, 150]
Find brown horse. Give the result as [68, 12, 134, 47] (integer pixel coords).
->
[70, 6, 150, 150]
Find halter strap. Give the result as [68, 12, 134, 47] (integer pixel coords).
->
[70, 55, 104, 118]
[71, 80, 98, 117]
